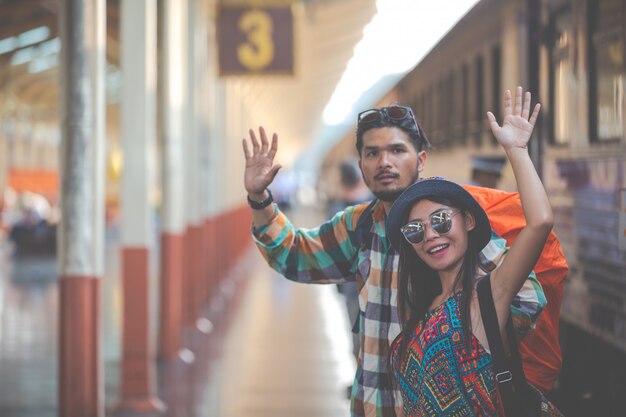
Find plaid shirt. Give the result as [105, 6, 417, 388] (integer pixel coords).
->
[252, 200, 545, 417]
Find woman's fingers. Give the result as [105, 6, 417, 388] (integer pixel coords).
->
[522, 91, 531, 120]
[486, 111, 498, 130]
[529, 103, 541, 127]
[503, 89, 512, 117]
[514, 86, 523, 116]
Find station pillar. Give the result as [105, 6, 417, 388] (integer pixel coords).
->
[117, 0, 165, 412]
[58, 0, 106, 416]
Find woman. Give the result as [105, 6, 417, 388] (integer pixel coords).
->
[385, 87, 553, 416]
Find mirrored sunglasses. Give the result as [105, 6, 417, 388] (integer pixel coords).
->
[400, 210, 461, 245]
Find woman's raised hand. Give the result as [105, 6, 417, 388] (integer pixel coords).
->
[486, 86, 540, 151]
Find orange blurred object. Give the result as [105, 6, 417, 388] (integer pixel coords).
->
[8, 168, 59, 202]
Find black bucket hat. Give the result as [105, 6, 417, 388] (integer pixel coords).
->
[386, 177, 491, 252]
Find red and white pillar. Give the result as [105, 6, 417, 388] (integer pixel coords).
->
[199, 0, 215, 307]
[58, 0, 106, 416]
[206, 80, 228, 296]
[182, 0, 204, 326]
[158, 0, 187, 360]
[117, 0, 164, 411]
[203, 15, 222, 303]
[193, 1, 214, 316]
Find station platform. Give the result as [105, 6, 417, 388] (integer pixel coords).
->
[0, 206, 355, 417]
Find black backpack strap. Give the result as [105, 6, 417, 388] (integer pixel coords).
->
[353, 199, 377, 251]
[477, 275, 520, 417]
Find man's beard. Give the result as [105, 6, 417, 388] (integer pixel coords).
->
[372, 188, 405, 202]
[371, 171, 420, 202]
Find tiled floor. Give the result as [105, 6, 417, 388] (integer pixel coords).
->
[0, 250, 58, 417]
[215, 265, 354, 417]
[0, 207, 355, 417]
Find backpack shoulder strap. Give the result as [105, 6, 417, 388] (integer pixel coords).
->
[477, 275, 531, 417]
[477, 275, 518, 416]
[353, 199, 377, 251]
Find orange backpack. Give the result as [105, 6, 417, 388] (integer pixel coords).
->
[463, 185, 568, 393]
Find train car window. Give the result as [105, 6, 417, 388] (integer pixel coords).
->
[447, 71, 455, 143]
[418, 94, 425, 128]
[475, 55, 484, 145]
[438, 79, 444, 144]
[411, 93, 420, 126]
[427, 86, 434, 139]
[491, 46, 502, 144]
[589, 0, 625, 142]
[549, 7, 573, 144]
[462, 63, 469, 143]
[437, 79, 444, 138]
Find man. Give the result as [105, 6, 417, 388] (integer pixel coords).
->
[326, 157, 372, 219]
[469, 154, 506, 189]
[242, 99, 547, 417]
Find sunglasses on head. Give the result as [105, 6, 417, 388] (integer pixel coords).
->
[358, 105, 416, 126]
[400, 209, 461, 245]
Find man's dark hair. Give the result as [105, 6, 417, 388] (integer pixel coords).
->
[355, 107, 431, 155]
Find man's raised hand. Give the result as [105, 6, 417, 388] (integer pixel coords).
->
[242, 127, 282, 197]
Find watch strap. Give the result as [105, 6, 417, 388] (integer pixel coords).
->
[247, 189, 274, 210]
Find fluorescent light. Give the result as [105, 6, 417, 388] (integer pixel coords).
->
[17, 26, 50, 48]
[0, 26, 51, 56]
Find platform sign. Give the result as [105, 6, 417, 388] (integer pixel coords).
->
[617, 189, 626, 251]
[217, 4, 294, 75]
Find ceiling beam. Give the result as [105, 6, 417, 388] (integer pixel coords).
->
[0, 12, 55, 40]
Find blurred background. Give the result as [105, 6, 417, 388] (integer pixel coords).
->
[0, 0, 625, 416]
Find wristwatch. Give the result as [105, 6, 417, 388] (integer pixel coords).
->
[247, 189, 274, 210]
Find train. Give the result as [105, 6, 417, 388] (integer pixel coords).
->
[321, 0, 626, 415]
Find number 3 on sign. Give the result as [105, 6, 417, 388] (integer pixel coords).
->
[238, 10, 275, 70]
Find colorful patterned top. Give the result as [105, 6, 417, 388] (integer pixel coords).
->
[391, 292, 497, 417]
[252, 200, 545, 417]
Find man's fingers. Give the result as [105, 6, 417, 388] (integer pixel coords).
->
[249, 128, 261, 153]
[259, 126, 269, 154]
[242, 139, 251, 160]
[268, 164, 282, 182]
[514, 86, 523, 116]
[529, 103, 541, 126]
[522, 91, 531, 120]
[267, 133, 279, 160]
[503, 89, 512, 117]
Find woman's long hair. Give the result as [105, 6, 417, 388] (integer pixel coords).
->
[392, 196, 481, 362]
